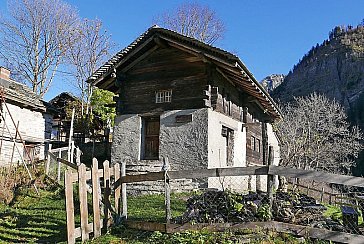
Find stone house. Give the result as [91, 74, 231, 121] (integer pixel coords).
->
[88, 26, 282, 192]
[0, 67, 53, 165]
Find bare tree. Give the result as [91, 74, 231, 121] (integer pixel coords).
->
[275, 93, 363, 174]
[156, 2, 225, 44]
[0, 0, 78, 97]
[66, 18, 113, 115]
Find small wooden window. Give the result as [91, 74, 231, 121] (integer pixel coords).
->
[156, 90, 172, 103]
[142, 117, 160, 160]
[251, 136, 256, 151]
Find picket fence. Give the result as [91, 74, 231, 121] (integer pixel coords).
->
[64, 159, 126, 244]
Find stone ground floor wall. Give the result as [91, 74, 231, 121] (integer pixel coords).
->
[112, 108, 209, 193]
[112, 108, 209, 172]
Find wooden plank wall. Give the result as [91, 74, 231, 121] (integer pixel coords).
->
[119, 47, 207, 114]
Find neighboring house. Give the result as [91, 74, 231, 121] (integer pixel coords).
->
[49, 92, 80, 143]
[0, 67, 53, 165]
[88, 26, 282, 192]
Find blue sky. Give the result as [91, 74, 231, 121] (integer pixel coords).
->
[0, 0, 363, 101]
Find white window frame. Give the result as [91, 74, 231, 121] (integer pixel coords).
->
[155, 90, 172, 103]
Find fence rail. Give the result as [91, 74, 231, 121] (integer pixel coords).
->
[116, 165, 364, 187]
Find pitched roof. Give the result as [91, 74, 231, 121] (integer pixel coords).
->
[88, 26, 282, 119]
[0, 77, 46, 112]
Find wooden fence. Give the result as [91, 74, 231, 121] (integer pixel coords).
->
[64, 159, 126, 244]
[116, 164, 364, 244]
[64, 158, 364, 244]
[46, 145, 82, 184]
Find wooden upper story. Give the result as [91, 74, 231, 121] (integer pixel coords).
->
[88, 26, 281, 123]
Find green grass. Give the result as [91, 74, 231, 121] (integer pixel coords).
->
[90, 226, 329, 244]
[0, 187, 69, 243]
[323, 204, 364, 225]
[128, 192, 188, 222]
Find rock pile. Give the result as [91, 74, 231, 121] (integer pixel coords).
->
[174, 190, 349, 232]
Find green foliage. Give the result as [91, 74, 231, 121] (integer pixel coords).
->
[257, 204, 273, 221]
[93, 227, 324, 244]
[91, 88, 116, 127]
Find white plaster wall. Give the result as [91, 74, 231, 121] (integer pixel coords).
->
[267, 123, 281, 189]
[207, 109, 246, 168]
[267, 123, 280, 166]
[207, 109, 249, 192]
[0, 103, 47, 165]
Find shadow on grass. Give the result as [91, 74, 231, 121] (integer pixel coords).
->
[0, 189, 72, 243]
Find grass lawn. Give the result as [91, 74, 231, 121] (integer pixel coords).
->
[0, 187, 70, 243]
[127, 192, 187, 222]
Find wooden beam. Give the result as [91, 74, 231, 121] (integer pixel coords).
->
[57, 157, 77, 170]
[154, 36, 169, 48]
[125, 220, 364, 243]
[269, 166, 364, 187]
[117, 166, 268, 185]
[121, 45, 160, 72]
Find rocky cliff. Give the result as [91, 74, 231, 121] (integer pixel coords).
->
[270, 24, 364, 174]
[272, 25, 364, 127]
[261, 74, 285, 93]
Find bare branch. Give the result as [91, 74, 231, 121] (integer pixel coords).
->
[0, 0, 79, 98]
[65, 18, 114, 115]
[275, 93, 363, 174]
[155, 2, 225, 44]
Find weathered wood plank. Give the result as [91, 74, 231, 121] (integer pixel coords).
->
[78, 164, 89, 241]
[64, 169, 75, 244]
[92, 159, 101, 238]
[103, 160, 111, 230]
[269, 166, 364, 187]
[119, 166, 269, 184]
[121, 162, 127, 219]
[57, 157, 77, 170]
[126, 221, 167, 232]
[114, 163, 121, 215]
[168, 166, 268, 180]
[120, 171, 165, 184]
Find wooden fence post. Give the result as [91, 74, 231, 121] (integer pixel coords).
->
[78, 163, 89, 241]
[92, 158, 101, 238]
[45, 144, 52, 175]
[71, 141, 75, 165]
[114, 163, 121, 215]
[163, 157, 171, 224]
[57, 148, 61, 183]
[65, 169, 75, 244]
[103, 160, 111, 230]
[267, 146, 274, 216]
[121, 161, 127, 219]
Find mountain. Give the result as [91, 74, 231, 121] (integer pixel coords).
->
[260, 74, 285, 93]
[270, 23, 364, 175]
[272, 24, 364, 127]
